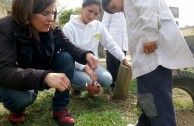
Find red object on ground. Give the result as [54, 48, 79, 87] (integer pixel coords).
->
[87, 82, 101, 95]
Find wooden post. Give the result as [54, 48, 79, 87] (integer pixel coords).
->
[113, 64, 132, 100]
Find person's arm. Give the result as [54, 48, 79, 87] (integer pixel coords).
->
[133, 0, 160, 53]
[99, 22, 131, 68]
[62, 24, 90, 70]
[62, 23, 88, 70]
[100, 22, 125, 62]
[54, 27, 89, 64]
[44, 52, 98, 92]
[0, 30, 49, 90]
[133, 0, 160, 42]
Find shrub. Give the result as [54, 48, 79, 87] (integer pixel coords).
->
[58, 7, 81, 28]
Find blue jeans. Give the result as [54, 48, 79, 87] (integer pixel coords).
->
[72, 64, 112, 91]
[0, 52, 75, 113]
[136, 65, 177, 126]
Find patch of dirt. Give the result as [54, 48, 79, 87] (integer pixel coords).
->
[176, 110, 194, 126]
[120, 88, 194, 126]
[173, 88, 194, 126]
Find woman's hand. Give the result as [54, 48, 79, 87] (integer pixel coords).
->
[44, 73, 70, 92]
[86, 53, 98, 69]
[122, 59, 131, 68]
[143, 41, 157, 54]
[83, 65, 97, 82]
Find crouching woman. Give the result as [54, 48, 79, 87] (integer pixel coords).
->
[0, 0, 98, 125]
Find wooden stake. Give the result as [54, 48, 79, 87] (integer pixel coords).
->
[113, 64, 132, 100]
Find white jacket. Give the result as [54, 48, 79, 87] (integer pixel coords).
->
[102, 12, 128, 51]
[63, 15, 126, 70]
[124, 0, 194, 79]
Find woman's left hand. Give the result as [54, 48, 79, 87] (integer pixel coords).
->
[122, 59, 131, 68]
[86, 53, 98, 69]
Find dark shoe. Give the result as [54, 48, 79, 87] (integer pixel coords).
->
[53, 109, 75, 126]
[8, 111, 25, 124]
[70, 89, 81, 99]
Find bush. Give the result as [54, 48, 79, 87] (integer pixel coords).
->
[58, 7, 81, 28]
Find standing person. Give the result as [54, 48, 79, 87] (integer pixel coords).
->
[62, 0, 130, 97]
[0, 0, 98, 125]
[101, 0, 194, 126]
[102, 11, 128, 91]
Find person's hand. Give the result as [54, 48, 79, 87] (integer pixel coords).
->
[83, 65, 97, 82]
[44, 73, 70, 92]
[86, 53, 98, 69]
[122, 59, 131, 68]
[143, 41, 157, 54]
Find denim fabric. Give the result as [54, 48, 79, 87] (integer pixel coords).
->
[45, 52, 75, 112]
[0, 52, 75, 113]
[136, 65, 177, 126]
[72, 64, 112, 91]
[0, 89, 37, 113]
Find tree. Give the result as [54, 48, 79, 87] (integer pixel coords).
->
[58, 7, 81, 28]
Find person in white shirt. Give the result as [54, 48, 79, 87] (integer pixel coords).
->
[62, 0, 130, 97]
[101, 0, 194, 126]
[102, 12, 128, 91]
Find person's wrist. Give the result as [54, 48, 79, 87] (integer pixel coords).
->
[83, 65, 89, 71]
[42, 71, 52, 90]
[122, 59, 127, 64]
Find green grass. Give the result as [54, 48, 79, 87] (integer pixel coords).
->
[1, 78, 193, 126]
[0, 80, 139, 126]
[173, 88, 193, 110]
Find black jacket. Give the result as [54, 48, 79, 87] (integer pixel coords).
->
[0, 16, 90, 90]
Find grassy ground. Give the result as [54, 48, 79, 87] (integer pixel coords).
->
[1, 64, 194, 126]
[0, 79, 194, 126]
[0, 80, 140, 126]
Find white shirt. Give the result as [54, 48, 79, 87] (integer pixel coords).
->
[102, 12, 128, 51]
[124, 0, 194, 79]
[63, 15, 126, 70]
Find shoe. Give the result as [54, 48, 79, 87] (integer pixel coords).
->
[70, 89, 81, 99]
[8, 111, 25, 124]
[53, 109, 75, 126]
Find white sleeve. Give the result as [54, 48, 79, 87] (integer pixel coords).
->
[75, 62, 86, 70]
[62, 24, 86, 70]
[62, 24, 74, 43]
[99, 24, 126, 62]
[132, 0, 160, 42]
[101, 12, 112, 30]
